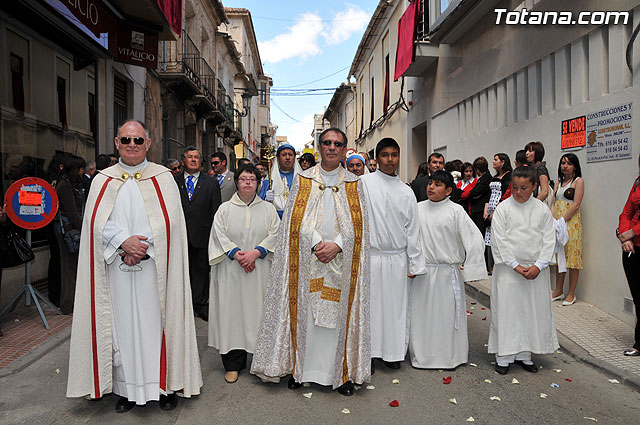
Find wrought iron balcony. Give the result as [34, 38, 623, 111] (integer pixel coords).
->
[159, 30, 203, 95]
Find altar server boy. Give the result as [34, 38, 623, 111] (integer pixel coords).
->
[410, 171, 487, 369]
[488, 166, 558, 374]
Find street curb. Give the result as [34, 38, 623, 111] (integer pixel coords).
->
[0, 326, 71, 378]
[464, 282, 640, 392]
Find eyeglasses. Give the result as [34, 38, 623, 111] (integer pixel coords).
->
[320, 140, 346, 148]
[300, 158, 310, 162]
[211, 161, 220, 166]
[171, 166, 181, 171]
[238, 177, 257, 183]
[119, 136, 145, 145]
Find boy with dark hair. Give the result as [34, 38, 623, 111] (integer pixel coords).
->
[361, 138, 425, 371]
[409, 170, 487, 369]
[488, 166, 558, 374]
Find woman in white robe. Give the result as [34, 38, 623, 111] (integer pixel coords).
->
[488, 166, 558, 374]
[410, 171, 487, 369]
[208, 165, 280, 383]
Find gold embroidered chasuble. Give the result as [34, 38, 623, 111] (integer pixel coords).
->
[251, 165, 371, 388]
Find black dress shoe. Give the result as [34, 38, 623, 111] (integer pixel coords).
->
[159, 393, 177, 411]
[514, 360, 538, 373]
[371, 359, 376, 375]
[623, 349, 640, 356]
[115, 396, 136, 413]
[495, 364, 509, 375]
[287, 375, 302, 389]
[383, 360, 401, 369]
[198, 311, 208, 322]
[337, 381, 355, 396]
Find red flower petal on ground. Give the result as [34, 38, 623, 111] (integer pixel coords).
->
[481, 307, 486, 310]
[482, 317, 487, 320]
[389, 400, 400, 407]
[565, 378, 572, 382]
[443, 376, 452, 384]
[471, 302, 477, 305]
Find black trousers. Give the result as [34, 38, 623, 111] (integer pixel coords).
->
[188, 244, 210, 316]
[622, 248, 640, 350]
[221, 350, 248, 371]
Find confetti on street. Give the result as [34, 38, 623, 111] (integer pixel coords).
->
[389, 400, 399, 407]
[540, 393, 548, 399]
[366, 385, 375, 390]
[341, 408, 350, 415]
[469, 363, 478, 367]
[443, 376, 452, 384]
[484, 379, 492, 383]
[466, 417, 475, 422]
[392, 379, 400, 384]
[449, 398, 457, 405]
[55, 368, 60, 374]
[551, 383, 559, 388]
[608, 379, 620, 384]
[303, 393, 312, 399]
[489, 396, 501, 401]
[553, 369, 562, 373]
[583, 417, 598, 422]
[511, 378, 519, 384]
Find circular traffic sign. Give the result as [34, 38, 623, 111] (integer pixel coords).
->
[5, 177, 59, 230]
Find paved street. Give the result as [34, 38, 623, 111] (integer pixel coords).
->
[2, 294, 639, 425]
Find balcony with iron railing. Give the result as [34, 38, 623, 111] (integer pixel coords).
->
[159, 30, 203, 94]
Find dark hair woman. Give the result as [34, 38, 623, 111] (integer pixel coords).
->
[299, 153, 316, 170]
[618, 154, 640, 356]
[208, 162, 280, 382]
[525, 141, 550, 204]
[551, 153, 584, 306]
[456, 162, 477, 215]
[483, 153, 513, 274]
[468, 156, 492, 239]
[55, 155, 86, 314]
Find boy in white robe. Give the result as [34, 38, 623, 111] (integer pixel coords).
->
[410, 171, 487, 369]
[361, 138, 425, 371]
[488, 166, 558, 374]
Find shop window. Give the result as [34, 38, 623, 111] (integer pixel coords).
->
[57, 76, 67, 126]
[88, 92, 96, 135]
[10, 54, 25, 112]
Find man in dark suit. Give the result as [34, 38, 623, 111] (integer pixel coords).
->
[175, 146, 222, 321]
[211, 152, 235, 203]
[411, 153, 444, 202]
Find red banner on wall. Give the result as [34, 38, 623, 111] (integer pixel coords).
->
[394, 0, 421, 81]
[157, 0, 183, 36]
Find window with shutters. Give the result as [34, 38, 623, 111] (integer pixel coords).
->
[113, 76, 128, 135]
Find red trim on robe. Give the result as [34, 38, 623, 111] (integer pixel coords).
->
[151, 176, 170, 391]
[90, 177, 113, 398]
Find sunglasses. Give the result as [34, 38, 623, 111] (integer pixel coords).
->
[119, 136, 145, 145]
[171, 166, 181, 171]
[320, 140, 346, 148]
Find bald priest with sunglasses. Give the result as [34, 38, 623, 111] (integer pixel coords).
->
[251, 127, 371, 396]
[67, 120, 202, 413]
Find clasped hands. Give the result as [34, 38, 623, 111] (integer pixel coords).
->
[234, 249, 261, 273]
[313, 241, 341, 263]
[618, 229, 636, 254]
[514, 264, 540, 280]
[120, 235, 149, 266]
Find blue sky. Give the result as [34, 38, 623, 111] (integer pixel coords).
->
[224, 0, 374, 150]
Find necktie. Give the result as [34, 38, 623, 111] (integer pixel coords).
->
[187, 175, 194, 200]
[218, 174, 224, 187]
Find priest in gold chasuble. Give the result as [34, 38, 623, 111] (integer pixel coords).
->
[251, 128, 370, 395]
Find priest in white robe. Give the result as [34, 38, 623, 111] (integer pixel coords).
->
[488, 166, 558, 374]
[251, 128, 370, 396]
[67, 120, 202, 413]
[410, 171, 487, 369]
[361, 138, 425, 370]
[208, 164, 280, 384]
